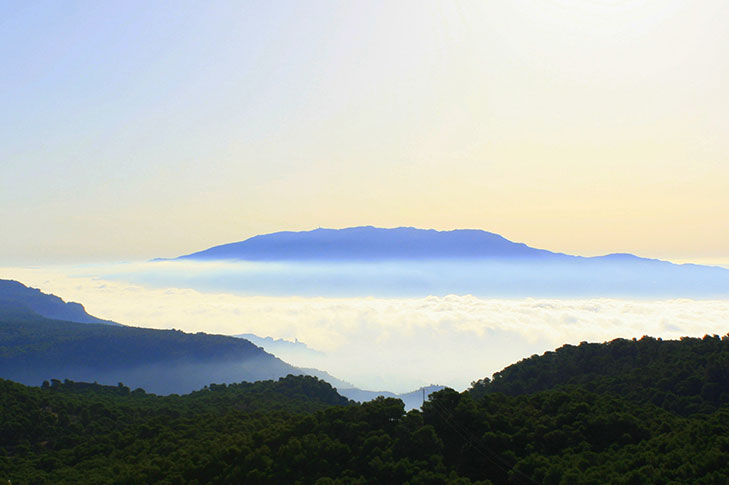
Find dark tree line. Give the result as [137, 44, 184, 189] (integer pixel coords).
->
[2, 335, 729, 484]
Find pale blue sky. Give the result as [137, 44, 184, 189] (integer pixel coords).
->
[2, 0, 728, 264]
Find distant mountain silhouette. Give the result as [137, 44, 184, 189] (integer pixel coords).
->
[171, 226, 705, 265]
[235, 333, 324, 358]
[163, 226, 729, 298]
[338, 385, 446, 411]
[174, 226, 560, 261]
[0, 279, 120, 325]
[231, 333, 436, 408]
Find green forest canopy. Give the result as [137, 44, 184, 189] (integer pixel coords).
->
[2, 334, 729, 484]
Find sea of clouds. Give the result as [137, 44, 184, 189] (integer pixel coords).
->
[3, 262, 729, 392]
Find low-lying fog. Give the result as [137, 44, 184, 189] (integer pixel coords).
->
[4, 261, 729, 392]
[74, 258, 729, 298]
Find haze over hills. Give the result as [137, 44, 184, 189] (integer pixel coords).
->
[0, 280, 439, 403]
[0, 306, 305, 395]
[338, 385, 446, 411]
[162, 226, 729, 298]
[234, 333, 324, 359]
[0, 282, 318, 394]
[0, 279, 120, 326]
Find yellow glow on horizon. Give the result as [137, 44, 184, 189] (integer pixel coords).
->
[1, 0, 727, 264]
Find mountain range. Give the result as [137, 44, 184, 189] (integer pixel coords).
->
[165, 226, 729, 297]
[175, 226, 558, 261]
[173, 226, 712, 265]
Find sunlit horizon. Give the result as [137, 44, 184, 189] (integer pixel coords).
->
[2, 0, 728, 265]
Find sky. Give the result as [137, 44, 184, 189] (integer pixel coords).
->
[2, 0, 729, 264]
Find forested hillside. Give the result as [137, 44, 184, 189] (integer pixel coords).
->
[2, 336, 729, 484]
[0, 307, 301, 394]
[470, 335, 729, 416]
[0, 284, 435, 403]
[0, 376, 350, 484]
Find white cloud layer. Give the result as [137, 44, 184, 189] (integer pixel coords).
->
[3, 265, 729, 392]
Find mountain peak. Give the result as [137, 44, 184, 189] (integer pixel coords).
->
[176, 226, 552, 262]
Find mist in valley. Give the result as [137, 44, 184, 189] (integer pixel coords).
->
[4, 262, 729, 393]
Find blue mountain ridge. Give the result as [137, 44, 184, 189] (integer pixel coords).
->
[174, 226, 561, 261]
[0, 279, 121, 326]
[171, 226, 713, 266]
[158, 226, 729, 298]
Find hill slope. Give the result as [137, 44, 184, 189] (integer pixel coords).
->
[0, 279, 119, 325]
[470, 334, 729, 416]
[0, 375, 352, 483]
[0, 304, 306, 394]
[3, 336, 729, 483]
